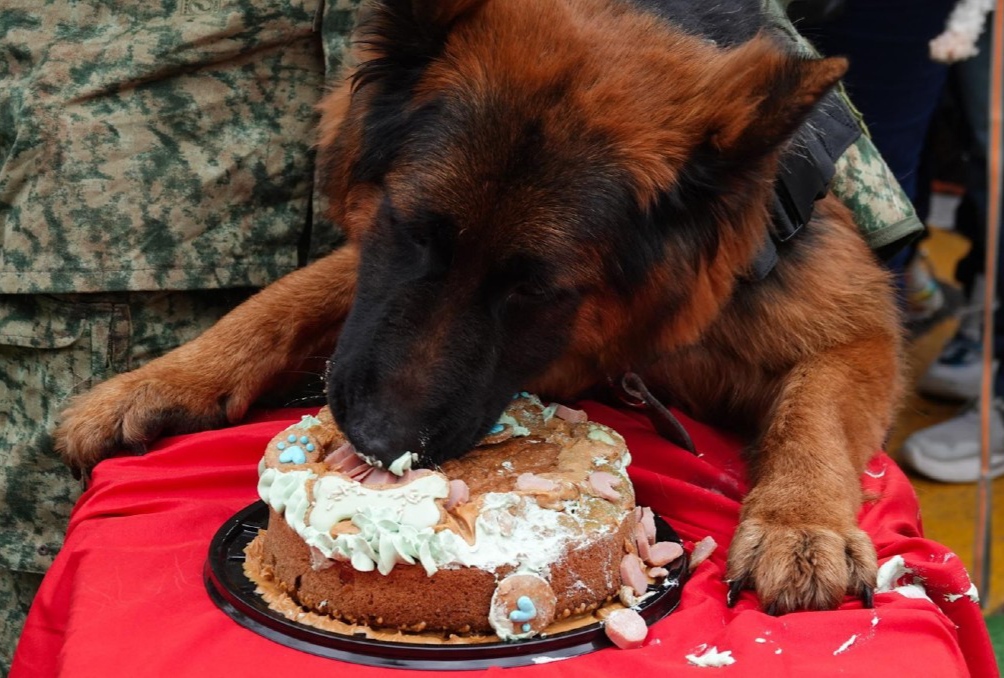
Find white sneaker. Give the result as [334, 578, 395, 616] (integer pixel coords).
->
[901, 401, 1004, 483]
[916, 276, 995, 402]
[916, 334, 997, 401]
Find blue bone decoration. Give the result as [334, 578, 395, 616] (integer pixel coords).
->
[508, 596, 537, 623]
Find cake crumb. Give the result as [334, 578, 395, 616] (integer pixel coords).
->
[833, 634, 857, 656]
[532, 656, 570, 664]
[876, 555, 933, 602]
[686, 645, 736, 667]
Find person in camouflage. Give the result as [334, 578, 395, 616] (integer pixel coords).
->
[0, 0, 920, 673]
[0, 0, 360, 673]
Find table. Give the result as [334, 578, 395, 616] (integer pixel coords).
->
[12, 403, 998, 677]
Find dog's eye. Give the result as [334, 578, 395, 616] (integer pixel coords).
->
[508, 283, 550, 304]
[402, 226, 430, 248]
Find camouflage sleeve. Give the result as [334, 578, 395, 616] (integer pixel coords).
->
[0, 0, 359, 295]
[762, 0, 925, 253]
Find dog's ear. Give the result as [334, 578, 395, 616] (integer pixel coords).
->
[703, 34, 847, 159]
[352, 0, 487, 85]
[319, 0, 487, 234]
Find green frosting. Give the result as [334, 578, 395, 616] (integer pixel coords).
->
[586, 425, 618, 447]
[329, 506, 464, 576]
[291, 415, 323, 430]
[497, 412, 531, 437]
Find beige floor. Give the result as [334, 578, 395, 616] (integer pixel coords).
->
[889, 226, 1004, 613]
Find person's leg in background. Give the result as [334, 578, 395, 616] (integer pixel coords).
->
[0, 290, 254, 676]
[904, 23, 1004, 482]
[801, 0, 957, 320]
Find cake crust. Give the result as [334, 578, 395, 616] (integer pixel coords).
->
[258, 506, 636, 633]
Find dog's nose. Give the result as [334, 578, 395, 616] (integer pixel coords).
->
[341, 410, 422, 470]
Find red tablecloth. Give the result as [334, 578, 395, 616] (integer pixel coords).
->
[12, 403, 999, 677]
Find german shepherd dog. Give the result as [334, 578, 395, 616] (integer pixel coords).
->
[56, 0, 903, 614]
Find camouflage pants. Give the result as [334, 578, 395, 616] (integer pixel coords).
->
[0, 571, 42, 678]
[0, 289, 253, 675]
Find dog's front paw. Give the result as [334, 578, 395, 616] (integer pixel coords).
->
[726, 515, 877, 614]
[55, 368, 235, 475]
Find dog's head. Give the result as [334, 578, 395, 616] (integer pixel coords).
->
[319, 0, 846, 468]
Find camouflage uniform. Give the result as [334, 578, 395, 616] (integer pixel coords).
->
[0, 0, 916, 674]
[0, 0, 360, 673]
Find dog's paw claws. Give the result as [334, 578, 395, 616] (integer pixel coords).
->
[860, 584, 874, 609]
[726, 517, 877, 615]
[726, 578, 746, 608]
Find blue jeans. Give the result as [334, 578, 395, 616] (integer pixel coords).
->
[804, 0, 956, 203]
[950, 27, 1004, 378]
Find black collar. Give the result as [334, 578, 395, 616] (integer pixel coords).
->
[748, 89, 862, 280]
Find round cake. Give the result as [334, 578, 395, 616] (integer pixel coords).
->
[247, 394, 682, 640]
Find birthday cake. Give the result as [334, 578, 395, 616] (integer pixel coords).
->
[245, 394, 683, 640]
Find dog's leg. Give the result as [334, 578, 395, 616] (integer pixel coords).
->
[726, 333, 900, 613]
[55, 245, 359, 473]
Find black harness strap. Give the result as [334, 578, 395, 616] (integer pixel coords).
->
[749, 90, 862, 280]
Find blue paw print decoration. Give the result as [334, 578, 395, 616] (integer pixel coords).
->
[277, 434, 315, 465]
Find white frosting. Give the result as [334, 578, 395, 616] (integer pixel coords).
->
[309, 474, 448, 530]
[388, 451, 419, 476]
[965, 582, 980, 603]
[875, 555, 935, 603]
[686, 645, 736, 667]
[833, 634, 857, 655]
[458, 493, 578, 572]
[875, 555, 910, 591]
[257, 403, 633, 579]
